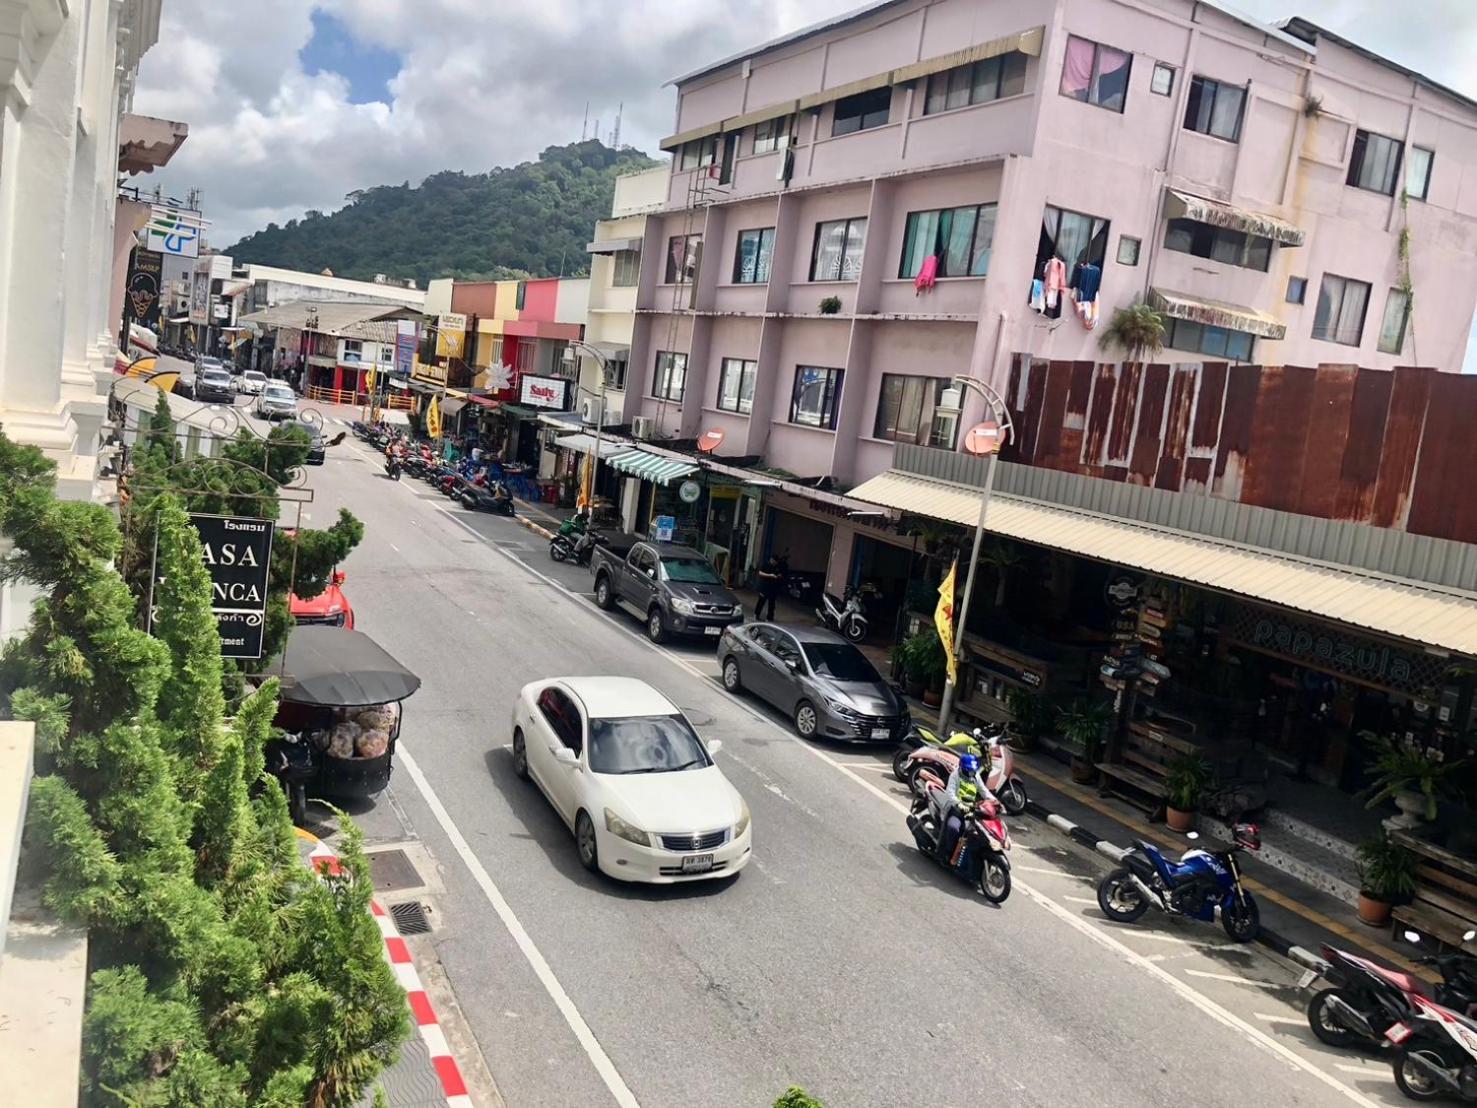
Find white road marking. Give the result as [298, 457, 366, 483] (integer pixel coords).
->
[389, 543, 400, 553]
[1062, 895, 1098, 905]
[1185, 969, 1278, 987]
[426, 502, 1380, 1108]
[398, 746, 642, 1108]
[1254, 1013, 1307, 1026]
[1014, 865, 1070, 876]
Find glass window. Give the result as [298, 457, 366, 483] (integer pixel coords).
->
[1162, 218, 1272, 272]
[1183, 76, 1246, 142]
[790, 365, 843, 429]
[1312, 274, 1372, 346]
[733, 228, 776, 284]
[1059, 35, 1132, 113]
[874, 374, 958, 448]
[1117, 236, 1141, 266]
[664, 234, 701, 284]
[717, 358, 757, 413]
[1407, 147, 1434, 200]
[898, 204, 996, 278]
[1286, 276, 1307, 304]
[515, 282, 527, 310]
[610, 249, 641, 287]
[608, 355, 628, 391]
[652, 351, 687, 400]
[679, 136, 719, 171]
[803, 642, 880, 682]
[1347, 130, 1403, 195]
[753, 115, 795, 154]
[1037, 204, 1109, 276]
[587, 715, 710, 775]
[1150, 63, 1175, 96]
[660, 557, 723, 584]
[832, 86, 892, 136]
[1166, 319, 1255, 361]
[922, 52, 1028, 115]
[538, 689, 583, 751]
[810, 217, 867, 281]
[1378, 288, 1411, 354]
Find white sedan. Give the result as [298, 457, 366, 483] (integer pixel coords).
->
[235, 369, 268, 395]
[511, 676, 751, 883]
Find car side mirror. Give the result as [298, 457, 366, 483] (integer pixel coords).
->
[554, 747, 579, 766]
[706, 739, 722, 756]
[786, 658, 801, 673]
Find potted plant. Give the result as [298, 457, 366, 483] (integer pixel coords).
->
[894, 629, 948, 705]
[1362, 733, 1465, 829]
[1354, 834, 1417, 926]
[818, 295, 843, 315]
[1164, 750, 1213, 833]
[1005, 687, 1050, 754]
[1059, 700, 1113, 784]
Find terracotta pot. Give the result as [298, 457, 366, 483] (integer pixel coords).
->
[1357, 892, 1393, 927]
[1166, 806, 1196, 833]
[922, 686, 942, 707]
[1070, 755, 1096, 784]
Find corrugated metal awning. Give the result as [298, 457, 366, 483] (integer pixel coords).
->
[723, 100, 800, 131]
[1150, 287, 1288, 340]
[1165, 189, 1306, 246]
[658, 120, 723, 152]
[555, 433, 635, 460]
[890, 26, 1045, 83]
[609, 449, 699, 486]
[847, 469, 1477, 657]
[798, 70, 894, 110]
[585, 237, 642, 255]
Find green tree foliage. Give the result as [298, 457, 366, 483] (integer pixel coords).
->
[775, 1088, 825, 1108]
[226, 140, 659, 287]
[0, 434, 407, 1106]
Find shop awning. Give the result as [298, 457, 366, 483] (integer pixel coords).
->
[1165, 189, 1306, 247]
[847, 469, 1477, 656]
[497, 404, 541, 421]
[1149, 287, 1288, 341]
[609, 449, 700, 486]
[440, 397, 466, 417]
[586, 237, 641, 255]
[555, 433, 635, 460]
[465, 394, 498, 409]
[538, 410, 583, 430]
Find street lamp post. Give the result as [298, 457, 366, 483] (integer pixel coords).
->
[565, 339, 609, 511]
[936, 375, 1015, 736]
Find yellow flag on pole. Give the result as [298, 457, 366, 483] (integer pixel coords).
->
[425, 395, 441, 439]
[935, 559, 958, 685]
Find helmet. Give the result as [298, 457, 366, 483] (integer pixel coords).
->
[959, 753, 981, 777]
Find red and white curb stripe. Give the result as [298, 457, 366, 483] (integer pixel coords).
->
[305, 838, 473, 1108]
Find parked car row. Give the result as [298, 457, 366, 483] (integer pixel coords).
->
[171, 357, 294, 419]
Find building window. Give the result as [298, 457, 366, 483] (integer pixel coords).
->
[923, 52, 1027, 115]
[1378, 288, 1411, 354]
[1036, 205, 1109, 276]
[515, 282, 527, 310]
[1286, 276, 1307, 304]
[679, 135, 719, 171]
[753, 115, 795, 154]
[716, 358, 757, 413]
[733, 227, 776, 284]
[831, 86, 892, 136]
[514, 341, 535, 373]
[664, 234, 701, 284]
[1183, 76, 1246, 142]
[1117, 236, 1141, 266]
[610, 249, 641, 287]
[1059, 35, 1131, 113]
[790, 366, 843, 429]
[810, 217, 868, 281]
[652, 351, 687, 401]
[1163, 218, 1272, 271]
[1150, 63, 1175, 96]
[607, 354, 628, 391]
[1166, 319, 1255, 361]
[1347, 130, 1403, 196]
[1312, 273, 1372, 346]
[874, 374, 958, 448]
[342, 339, 363, 362]
[899, 204, 996, 278]
[1407, 147, 1434, 200]
[489, 338, 504, 367]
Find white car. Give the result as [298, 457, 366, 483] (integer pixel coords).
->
[511, 676, 751, 883]
[235, 369, 268, 395]
[254, 381, 297, 421]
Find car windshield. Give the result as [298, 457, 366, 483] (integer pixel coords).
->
[244, 372, 266, 381]
[587, 714, 711, 775]
[201, 370, 230, 382]
[264, 385, 293, 400]
[660, 557, 722, 584]
[803, 642, 880, 682]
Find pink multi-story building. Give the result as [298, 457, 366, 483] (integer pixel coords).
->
[624, 0, 1477, 490]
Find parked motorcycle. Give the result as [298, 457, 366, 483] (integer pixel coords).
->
[817, 583, 875, 643]
[906, 784, 1012, 903]
[895, 725, 1027, 816]
[1096, 823, 1262, 942]
[552, 528, 606, 566]
[1388, 990, 1477, 1101]
[384, 455, 402, 481]
[460, 480, 515, 516]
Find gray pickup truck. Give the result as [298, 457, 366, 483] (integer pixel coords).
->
[590, 537, 745, 644]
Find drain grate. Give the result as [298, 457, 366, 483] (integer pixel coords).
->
[389, 900, 433, 935]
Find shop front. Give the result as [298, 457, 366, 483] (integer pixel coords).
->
[608, 449, 701, 542]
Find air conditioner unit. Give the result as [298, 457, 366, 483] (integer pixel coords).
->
[580, 396, 602, 425]
[631, 415, 655, 440]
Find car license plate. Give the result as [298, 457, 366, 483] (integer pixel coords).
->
[681, 854, 714, 874]
[1297, 969, 1319, 989]
[871, 727, 891, 739]
[704, 626, 722, 636]
[1385, 1022, 1413, 1044]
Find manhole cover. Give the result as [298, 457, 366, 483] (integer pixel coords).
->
[389, 900, 433, 935]
[366, 848, 423, 894]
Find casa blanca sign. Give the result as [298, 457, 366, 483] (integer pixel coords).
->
[152, 514, 275, 659]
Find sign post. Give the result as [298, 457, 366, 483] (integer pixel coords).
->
[153, 513, 275, 659]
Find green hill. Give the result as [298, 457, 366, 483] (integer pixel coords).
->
[226, 141, 660, 289]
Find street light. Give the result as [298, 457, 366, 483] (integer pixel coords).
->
[935, 374, 1015, 736]
[564, 339, 610, 511]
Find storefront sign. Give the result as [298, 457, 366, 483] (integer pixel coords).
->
[189, 271, 209, 325]
[435, 313, 467, 358]
[125, 248, 164, 331]
[654, 515, 676, 542]
[1104, 574, 1140, 609]
[679, 480, 702, 504]
[395, 320, 416, 376]
[184, 513, 274, 659]
[144, 205, 203, 258]
[520, 374, 569, 410]
[1224, 606, 1440, 695]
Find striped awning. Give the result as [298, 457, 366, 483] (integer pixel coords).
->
[609, 449, 699, 486]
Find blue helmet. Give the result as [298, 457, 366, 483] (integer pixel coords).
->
[959, 753, 981, 777]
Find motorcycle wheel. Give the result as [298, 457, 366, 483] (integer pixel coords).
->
[1306, 989, 1364, 1050]
[1096, 868, 1150, 922]
[998, 776, 1028, 816]
[461, 492, 476, 510]
[843, 619, 867, 643]
[978, 858, 1011, 904]
[550, 540, 568, 563]
[1222, 891, 1260, 943]
[908, 761, 944, 797]
[891, 746, 912, 783]
[1392, 1044, 1450, 1101]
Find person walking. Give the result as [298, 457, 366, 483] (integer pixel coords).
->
[754, 554, 783, 621]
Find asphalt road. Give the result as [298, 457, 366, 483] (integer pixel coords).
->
[294, 423, 1404, 1108]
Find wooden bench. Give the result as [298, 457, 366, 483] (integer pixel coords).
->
[1391, 829, 1477, 952]
[1096, 719, 1198, 818]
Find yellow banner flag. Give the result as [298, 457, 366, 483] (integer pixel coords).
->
[425, 395, 441, 439]
[365, 365, 377, 396]
[935, 559, 958, 685]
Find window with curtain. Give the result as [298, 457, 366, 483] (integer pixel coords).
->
[1035, 205, 1109, 276]
[679, 136, 719, 171]
[1377, 288, 1411, 354]
[899, 204, 997, 278]
[664, 234, 702, 284]
[1312, 274, 1371, 346]
[1059, 35, 1131, 113]
[1165, 319, 1255, 361]
[610, 250, 641, 287]
[873, 375, 957, 447]
[753, 115, 795, 154]
[1163, 218, 1272, 271]
[810, 218, 868, 281]
[790, 366, 843, 428]
[608, 354, 628, 391]
[717, 358, 757, 413]
[923, 52, 1028, 114]
[1406, 147, 1434, 200]
[832, 86, 893, 136]
[733, 227, 776, 284]
[1183, 76, 1246, 142]
[1347, 130, 1403, 195]
[652, 351, 687, 400]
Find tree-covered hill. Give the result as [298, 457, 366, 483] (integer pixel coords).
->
[226, 141, 660, 288]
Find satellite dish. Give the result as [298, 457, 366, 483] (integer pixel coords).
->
[697, 428, 725, 453]
[963, 421, 1004, 456]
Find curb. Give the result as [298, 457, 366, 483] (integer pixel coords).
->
[1021, 798, 1331, 975]
[512, 512, 555, 541]
[302, 836, 474, 1108]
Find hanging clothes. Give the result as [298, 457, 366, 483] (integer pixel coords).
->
[1070, 262, 1102, 304]
[1043, 257, 1068, 309]
[1075, 296, 1100, 330]
[1028, 279, 1046, 314]
[914, 254, 939, 295]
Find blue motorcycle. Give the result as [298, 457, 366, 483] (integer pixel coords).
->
[1096, 823, 1262, 942]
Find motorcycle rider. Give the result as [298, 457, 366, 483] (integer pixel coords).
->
[930, 752, 996, 863]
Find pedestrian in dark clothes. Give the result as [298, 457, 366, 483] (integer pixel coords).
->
[755, 555, 783, 621]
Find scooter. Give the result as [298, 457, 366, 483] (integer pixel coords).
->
[892, 720, 1004, 780]
[1096, 823, 1263, 942]
[552, 529, 607, 566]
[384, 455, 402, 481]
[896, 725, 1028, 817]
[817, 583, 874, 643]
[906, 785, 1012, 903]
[549, 512, 590, 562]
[460, 481, 515, 516]
[1387, 991, 1477, 1101]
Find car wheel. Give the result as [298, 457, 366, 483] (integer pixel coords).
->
[646, 608, 666, 644]
[512, 728, 529, 780]
[593, 575, 614, 610]
[794, 700, 818, 738]
[722, 656, 742, 693]
[575, 810, 600, 873]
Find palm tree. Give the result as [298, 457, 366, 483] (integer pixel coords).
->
[1099, 301, 1167, 370]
